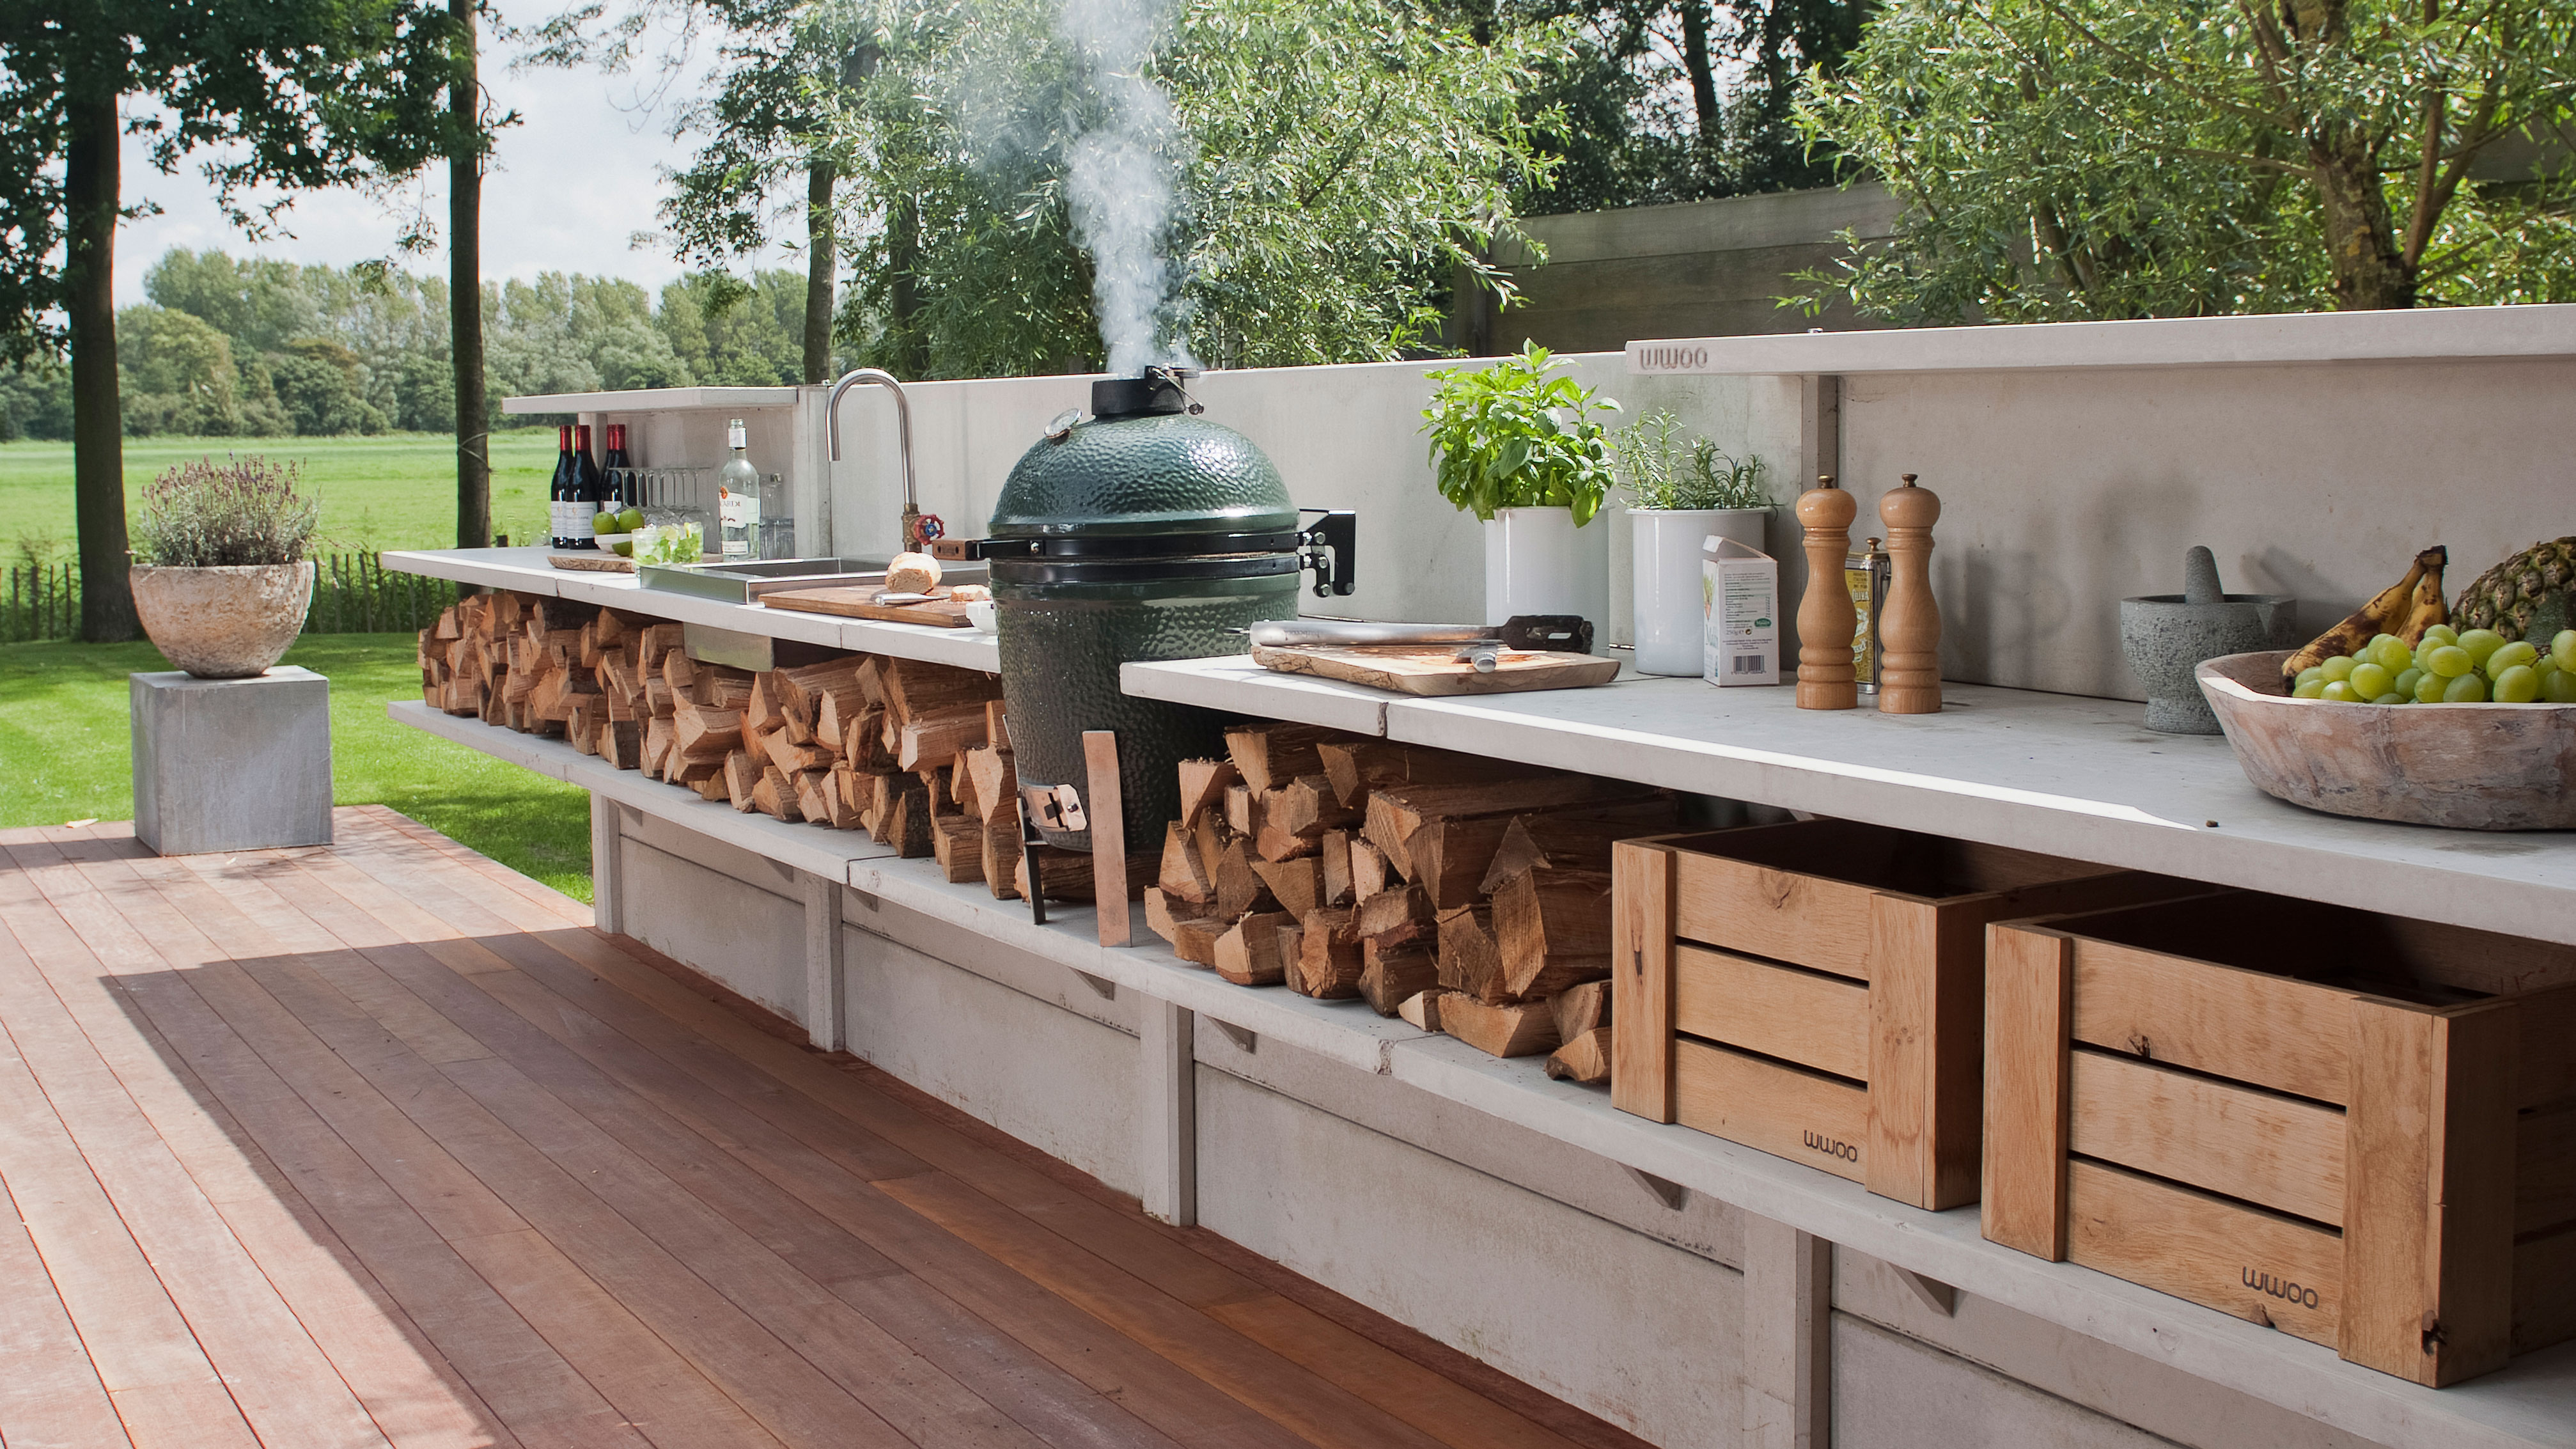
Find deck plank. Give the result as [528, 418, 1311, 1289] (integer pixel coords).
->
[0, 810, 1647, 1449]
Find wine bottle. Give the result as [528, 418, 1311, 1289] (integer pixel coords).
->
[601, 423, 632, 513]
[717, 417, 760, 561]
[547, 424, 575, 547]
[559, 425, 598, 548]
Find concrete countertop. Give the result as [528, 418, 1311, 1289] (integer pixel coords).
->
[1120, 655, 2576, 947]
[391, 696, 2576, 1449]
[380, 547, 1002, 673]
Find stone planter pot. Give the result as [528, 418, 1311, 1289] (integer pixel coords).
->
[130, 561, 315, 678]
[1631, 507, 1767, 675]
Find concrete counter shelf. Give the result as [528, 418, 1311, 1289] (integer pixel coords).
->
[1120, 656, 2576, 948]
[391, 694, 2576, 1449]
[381, 546, 1001, 673]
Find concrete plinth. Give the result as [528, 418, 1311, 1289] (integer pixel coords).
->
[131, 668, 332, 854]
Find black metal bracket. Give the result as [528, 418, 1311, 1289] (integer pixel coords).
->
[1298, 510, 1357, 598]
[1499, 615, 1594, 654]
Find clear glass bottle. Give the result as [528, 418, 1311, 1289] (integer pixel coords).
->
[758, 471, 793, 560]
[716, 418, 759, 561]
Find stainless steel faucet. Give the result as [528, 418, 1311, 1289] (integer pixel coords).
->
[827, 368, 921, 548]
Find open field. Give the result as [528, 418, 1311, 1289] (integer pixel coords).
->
[1, 430, 561, 560]
[0, 633, 592, 900]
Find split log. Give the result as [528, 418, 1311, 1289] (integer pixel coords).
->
[1247, 856, 1323, 919]
[878, 658, 1003, 725]
[638, 622, 682, 670]
[1253, 811, 1320, 864]
[566, 701, 599, 754]
[1214, 911, 1293, 986]
[878, 776, 933, 856]
[752, 766, 801, 822]
[1270, 775, 1360, 838]
[674, 705, 744, 762]
[1494, 867, 1615, 999]
[1354, 884, 1435, 946]
[1315, 739, 1543, 806]
[965, 747, 1017, 823]
[692, 772, 732, 801]
[1225, 784, 1256, 838]
[1157, 822, 1213, 904]
[1478, 808, 1685, 896]
[1358, 942, 1439, 1017]
[1145, 886, 1217, 944]
[1364, 776, 1665, 886]
[1348, 838, 1389, 901]
[1292, 909, 1362, 999]
[1435, 905, 1508, 1003]
[1177, 758, 1238, 826]
[983, 700, 1010, 750]
[1397, 990, 1445, 1033]
[745, 673, 783, 733]
[1015, 845, 1123, 902]
[1405, 797, 1678, 910]
[898, 704, 988, 771]
[1552, 980, 1611, 1042]
[982, 811, 1022, 900]
[949, 753, 978, 818]
[763, 727, 832, 776]
[598, 718, 643, 769]
[642, 716, 675, 776]
[643, 675, 676, 719]
[1318, 830, 1354, 907]
[1171, 918, 1226, 967]
[1224, 721, 1348, 794]
[1544, 1028, 1612, 1084]
[1212, 837, 1273, 920]
[845, 707, 902, 774]
[916, 767, 955, 818]
[1439, 995, 1561, 1059]
[663, 648, 699, 696]
[690, 664, 756, 711]
[931, 813, 985, 883]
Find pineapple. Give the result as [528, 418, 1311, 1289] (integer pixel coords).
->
[2454, 536, 2575, 644]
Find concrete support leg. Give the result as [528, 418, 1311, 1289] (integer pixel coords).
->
[590, 795, 623, 936]
[1742, 1212, 1832, 1449]
[1139, 998, 1196, 1226]
[802, 872, 846, 1053]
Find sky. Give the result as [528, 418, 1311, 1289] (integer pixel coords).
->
[110, 4, 774, 309]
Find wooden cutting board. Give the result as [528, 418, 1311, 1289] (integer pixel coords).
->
[1251, 643, 1618, 695]
[760, 586, 982, 627]
[548, 553, 634, 573]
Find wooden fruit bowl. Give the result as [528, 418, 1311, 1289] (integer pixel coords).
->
[2196, 650, 2576, 830]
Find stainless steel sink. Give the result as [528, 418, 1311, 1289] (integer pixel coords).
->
[636, 556, 988, 604]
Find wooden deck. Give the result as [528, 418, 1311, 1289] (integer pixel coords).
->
[0, 806, 1648, 1449]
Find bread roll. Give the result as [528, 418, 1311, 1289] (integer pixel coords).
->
[886, 552, 942, 593]
[946, 583, 992, 602]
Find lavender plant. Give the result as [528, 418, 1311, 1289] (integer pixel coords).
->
[132, 455, 320, 568]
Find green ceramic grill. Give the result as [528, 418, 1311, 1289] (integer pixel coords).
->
[969, 369, 1354, 854]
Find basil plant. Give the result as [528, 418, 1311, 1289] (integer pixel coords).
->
[1420, 342, 1620, 526]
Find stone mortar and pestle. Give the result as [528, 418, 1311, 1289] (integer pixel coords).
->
[2119, 547, 2300, 733]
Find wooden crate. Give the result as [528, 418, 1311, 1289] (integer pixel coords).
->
[1985, 890, 2576, 1386]
[1612, 820, 2185, 1209]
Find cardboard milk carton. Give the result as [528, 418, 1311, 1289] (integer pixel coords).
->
[1703, 536, 1780, 686]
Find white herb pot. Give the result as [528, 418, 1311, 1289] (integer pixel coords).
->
[1631, 508, 1767, 675]
[130, 561, 315, 679]
[1483, 506, 1595, 624]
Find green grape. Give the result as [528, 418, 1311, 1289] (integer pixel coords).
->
[2321, 680, 2363, 702]
[2544, 668, 2576, 704]
[2424, 644, 2474, 678]
[2458, 628, 2506, 666]
[2554, 629, 2576, 672]
[2292, 678, 2327, 699]
[2492, 664, 2540, 703]
[2367, 636, 2412, 672]
[2348, 662, 2393, 698]
[2371, 691, 2407, 705]
[2486, 640, 2539, 677]
[2414, 669, 2447, 702]
[2393, 668, 2424, 698]
[2321, 655, 2358, 682]
[2294, 664, 2327, 688]
[2418, 623, 2458, 648]
[2442, 672, 2488, 703]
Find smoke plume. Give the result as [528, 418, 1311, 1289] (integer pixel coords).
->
[1054, 0, 1194, 373]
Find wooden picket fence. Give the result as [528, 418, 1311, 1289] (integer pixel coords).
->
[1, 552, 459, 644]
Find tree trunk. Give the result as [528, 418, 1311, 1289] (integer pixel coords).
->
[2312, 133, 2415, 309]
[66, 88, 136, 643]
[886, 195, 925, 378]
[1679, 0, 1722, 136]
[451, 0, 490, 547]
[802, 157, 836, 384]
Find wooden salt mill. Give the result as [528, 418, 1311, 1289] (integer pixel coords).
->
[1793, 474, 1859, 709]
[1876, 473, 1943, 714]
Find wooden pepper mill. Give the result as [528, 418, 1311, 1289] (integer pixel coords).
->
[1793, 474, 1859, 709]
[1877, 473, 1943, 714]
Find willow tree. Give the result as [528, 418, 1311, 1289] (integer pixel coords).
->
[1794, 0, 2576, 322]
[0, 0, 458, 639]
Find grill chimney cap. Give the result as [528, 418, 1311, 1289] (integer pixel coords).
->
[1091, 366, 1196, 419]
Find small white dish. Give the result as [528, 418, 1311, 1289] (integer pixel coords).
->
[965, 600, 997, 632]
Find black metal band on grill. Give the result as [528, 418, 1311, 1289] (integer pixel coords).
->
[987, 552, 1302, 585]
[976, 529, 1301, 560]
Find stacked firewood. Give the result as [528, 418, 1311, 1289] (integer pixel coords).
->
[1141, 722, 1676, 1082]
[419, 590, 1113, 902]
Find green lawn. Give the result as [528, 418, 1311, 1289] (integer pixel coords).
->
[0, 634, 592, 902]
[1, 430, 562, 561]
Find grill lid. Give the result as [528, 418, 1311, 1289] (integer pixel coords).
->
[988, 376, 1297, 540]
